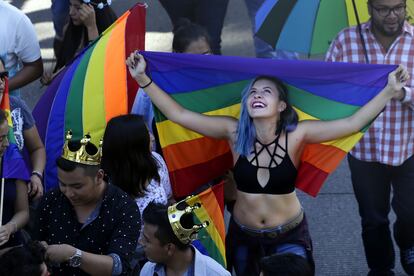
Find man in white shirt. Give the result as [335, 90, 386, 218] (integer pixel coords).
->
[0, 0, 43, 96]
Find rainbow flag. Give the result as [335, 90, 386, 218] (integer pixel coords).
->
[187, 182, 226, 267]
[33, 4, 146, 190]
[0, 77, 29, 180]
[142, 51, 396, 197]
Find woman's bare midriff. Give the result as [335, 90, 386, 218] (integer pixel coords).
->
[233, 190, 302, 229]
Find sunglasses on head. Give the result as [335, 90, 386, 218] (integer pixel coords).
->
[0, 71, 8, 79]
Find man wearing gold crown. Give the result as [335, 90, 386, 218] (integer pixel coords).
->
[139, 202, 230, 276]
[34, 132, 141, 275]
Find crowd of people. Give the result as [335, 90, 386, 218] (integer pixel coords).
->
[0, 0, 413, 275]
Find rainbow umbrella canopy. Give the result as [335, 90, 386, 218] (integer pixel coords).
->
[255, 0, 414, 56]
[33, 3, 146, 190]
[141, 51, 397, 197]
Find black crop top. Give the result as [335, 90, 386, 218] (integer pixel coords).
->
[233, 132, 297, 195]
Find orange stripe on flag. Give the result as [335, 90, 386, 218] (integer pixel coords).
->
[104, 11, 129, 121]
[163, 137, 231, 172]
[301, 144, 347, 173]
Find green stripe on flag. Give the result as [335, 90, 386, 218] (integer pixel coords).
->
[193, 216, 226, 267]
[287, 84, 359, 120]
[65, 45, 96, 140]
[155, 80, 248, 122]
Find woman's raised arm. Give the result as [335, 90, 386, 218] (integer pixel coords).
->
[298, 65, 409, 144]
[126, 52, 237, 140]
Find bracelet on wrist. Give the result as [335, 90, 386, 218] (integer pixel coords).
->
[31, 170, 43, 181]
[140, 78, 153, 89]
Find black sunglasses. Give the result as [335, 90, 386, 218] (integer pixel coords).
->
[0, 71, 8, 79]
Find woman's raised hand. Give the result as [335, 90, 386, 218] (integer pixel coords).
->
[126, 52, 147, 82]
[79, 4, 96, 29]
[386, 65, 409, 100]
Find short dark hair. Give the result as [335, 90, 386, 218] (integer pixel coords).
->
[260, 253, 313, 276]
[172, 18, 211, 53]
[56, 140, 100, 177]
[0, 241, 46, 276]
[143, 202, 193, 250]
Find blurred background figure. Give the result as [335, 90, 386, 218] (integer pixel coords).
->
[158, 0, 228, 55]
[41, 0, 117, 85]
[50, 0, 70, 58]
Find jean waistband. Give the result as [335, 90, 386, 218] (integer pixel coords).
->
[233, 208, 304, 239]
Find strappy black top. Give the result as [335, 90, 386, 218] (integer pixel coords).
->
[233, 132, 297, 194]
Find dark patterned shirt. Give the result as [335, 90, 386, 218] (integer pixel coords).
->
[35, 184, 141, 275]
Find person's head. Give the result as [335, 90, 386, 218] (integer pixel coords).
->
[56, 0, 117, 70]
[0, 241, 49, 276]
[236, 76, 298, 156]
[172, 18, 212, 54]
[368, 0, 406, 37]
[68, 0, 116, 31]
[140, 202, 192, 263]
[260, 253, 313, 276]
[101, 114, 159, 197]
[56, 138, 104, 206]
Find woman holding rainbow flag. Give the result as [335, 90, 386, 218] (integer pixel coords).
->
[126, 52, 408, 275]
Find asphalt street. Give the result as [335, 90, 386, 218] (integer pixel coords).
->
[9, 0, 405, 275]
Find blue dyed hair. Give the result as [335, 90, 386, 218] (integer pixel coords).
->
[235, 76, 298, 157]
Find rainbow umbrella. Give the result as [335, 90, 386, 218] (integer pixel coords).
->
[142, 51, 396, 197]
[255, 0, 414, 56]
[33, 3, 146, 190]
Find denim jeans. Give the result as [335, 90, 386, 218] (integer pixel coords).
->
[159, 0, 229, 55]
[51, 0, 70, 40]
[226, 215, 314, 276]
[348, 154, 414, 273]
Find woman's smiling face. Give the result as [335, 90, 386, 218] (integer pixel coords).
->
[247, 78, 285, 119]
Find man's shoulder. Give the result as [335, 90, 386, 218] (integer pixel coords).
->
[0, 1, 28, 24]
[333, 24, 361, 41]
[139, 261, 157, 275]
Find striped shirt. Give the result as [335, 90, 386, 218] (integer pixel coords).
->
[326, 21, 414, 166]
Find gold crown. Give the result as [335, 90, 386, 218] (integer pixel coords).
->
[168, 196, 209, 245]
[62, 130, 103, 165]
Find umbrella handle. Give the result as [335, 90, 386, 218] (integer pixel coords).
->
[352, 0, 370, 64]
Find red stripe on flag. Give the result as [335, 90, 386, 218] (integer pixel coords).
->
[168, 152, 233, 198]
[295, 161, 329, 197]
[302, 143, 347, 173]
[162, 137, 231, 172]
[125, 3, 146, 111]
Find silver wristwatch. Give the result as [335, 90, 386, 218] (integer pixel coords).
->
[68, 249, 82, 267]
